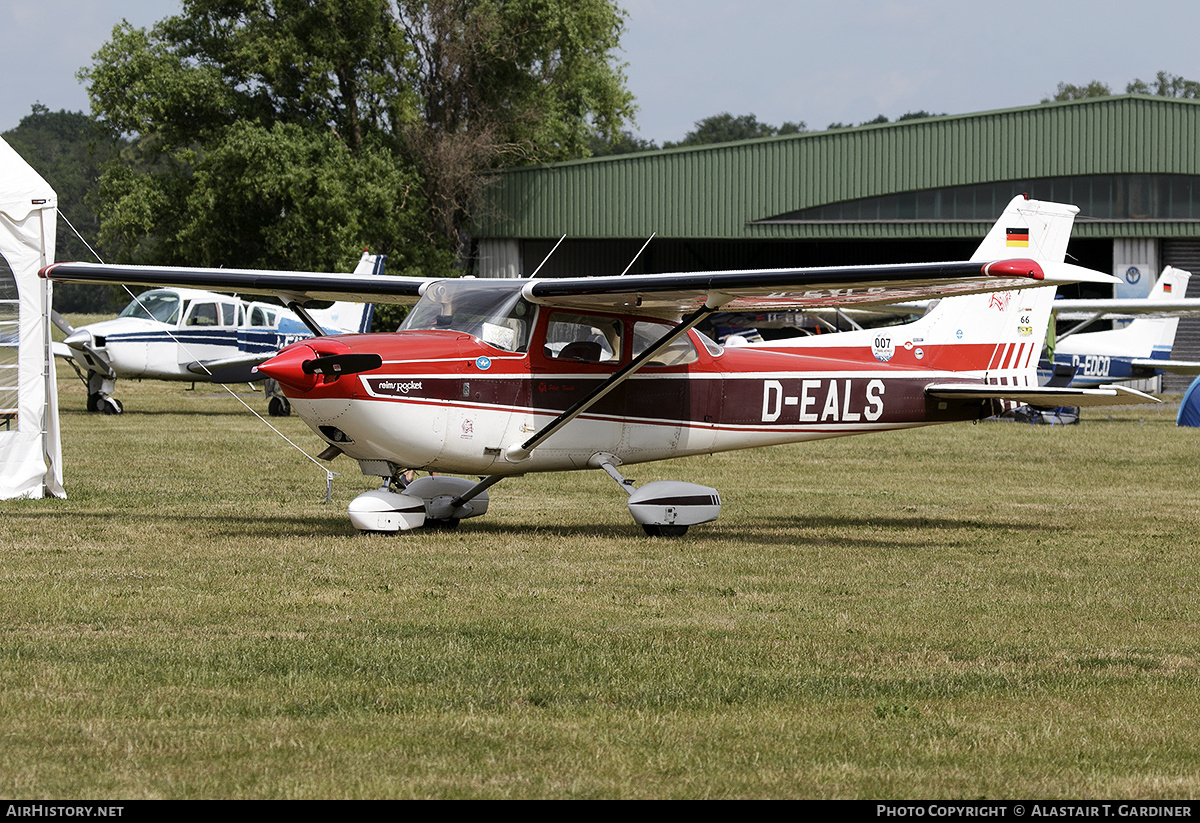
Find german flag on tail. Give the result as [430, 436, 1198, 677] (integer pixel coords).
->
[1006, 227, 1029, 247]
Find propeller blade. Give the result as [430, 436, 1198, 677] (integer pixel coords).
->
[50, 310, 75, 336]
[302, 353, 383, 377]
[209, 362, 266, 384]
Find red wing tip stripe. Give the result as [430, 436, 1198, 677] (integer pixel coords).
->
[983, 259, 1043, 280]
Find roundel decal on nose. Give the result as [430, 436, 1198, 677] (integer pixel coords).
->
[476, 356, 492, 370]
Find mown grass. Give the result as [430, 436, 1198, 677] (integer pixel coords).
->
[3, 361, 1200, 798]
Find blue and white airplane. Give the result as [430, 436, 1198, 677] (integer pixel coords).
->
[54, 252, 382, 415]
[1048, 266, 1200, 387]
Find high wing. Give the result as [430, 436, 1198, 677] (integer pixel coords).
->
[41, 258, 1114, 317]
[39, 261, 430, 306]
[1053, 298, 1200, 320]
[519, 259, 1112, 316]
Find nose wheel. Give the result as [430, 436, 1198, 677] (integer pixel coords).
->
[264, 379, 291, 417]
[87, 393, 124, 415]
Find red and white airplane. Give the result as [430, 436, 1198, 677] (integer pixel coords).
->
[41, 196, 1156, 536]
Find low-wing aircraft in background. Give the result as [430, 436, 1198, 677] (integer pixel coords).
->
[53, 252, 383, 415]
[42, 196, 1158, 537]
[1046, 266, 1200, 387]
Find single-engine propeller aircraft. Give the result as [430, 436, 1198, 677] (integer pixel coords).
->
[53, 251, 382, 415]
[1046, 266, 1200, 387]
[41, 196, 1159, 536]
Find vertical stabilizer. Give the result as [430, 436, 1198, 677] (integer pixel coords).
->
[910, 196, 1077, 380]
[1055, 266, 1193, 364]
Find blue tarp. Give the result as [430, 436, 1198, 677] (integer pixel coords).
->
[1177, 375, 1200, 427]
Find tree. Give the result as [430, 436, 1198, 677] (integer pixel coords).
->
[662, 113, 806, 148]
[82, 0, 634, 273]
[394, 0, 636, 249]
[1043, 73, 1200, 104]
[589, 129, 658, 157]
[1041, 80, 1112, 103]
[83, 0, 441, 277]
[1127, 71, 1200, 98]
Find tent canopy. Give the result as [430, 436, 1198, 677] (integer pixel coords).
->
[0, 136, 63, 499]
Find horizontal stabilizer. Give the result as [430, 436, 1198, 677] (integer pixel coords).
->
[1054, 301, 1200, 320]
[925, 383, 1160, 407]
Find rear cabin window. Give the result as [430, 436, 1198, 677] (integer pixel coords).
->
[632, 321, 699, 367]
[249, 306, 276, 327]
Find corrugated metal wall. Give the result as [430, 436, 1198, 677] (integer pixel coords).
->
[476, 96, 1200, 242]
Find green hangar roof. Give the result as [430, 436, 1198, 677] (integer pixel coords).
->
[474, 95, 1200, 242]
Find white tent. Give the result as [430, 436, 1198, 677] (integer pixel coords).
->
[0, 136, 63, 499]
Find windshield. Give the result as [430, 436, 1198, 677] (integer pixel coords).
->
[401, 280, 534, 352]
[117, 290, 182, 324]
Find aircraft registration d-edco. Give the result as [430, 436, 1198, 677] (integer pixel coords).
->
[1047, 265, 1200, 387]
[41, 196, 1159, 536]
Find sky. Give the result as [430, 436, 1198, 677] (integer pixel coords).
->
[3, 1, 1200, 143]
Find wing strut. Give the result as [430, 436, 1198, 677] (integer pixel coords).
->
[505, 302, 722, 463]
[285, 300, 325, 337]
[1054, 311, 1104, 343]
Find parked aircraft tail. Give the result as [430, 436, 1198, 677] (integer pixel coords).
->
[767, 197, 1075, 384]
[1056, 266, 1191, 358]
[1048, 266, 1200, 384]
[912, 196, 1075, 380]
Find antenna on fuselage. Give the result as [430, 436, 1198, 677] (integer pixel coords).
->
[528, 235, 566, 278]
[620, 232, 656, 276]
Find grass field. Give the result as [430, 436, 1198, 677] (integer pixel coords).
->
[3, 362, 1200, 799]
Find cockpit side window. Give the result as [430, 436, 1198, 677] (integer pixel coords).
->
[221, 303, 237, 326]
[249, 306, 275, 327]
[400, 281, 534, 352]
[117, 291, 182, 325]
[546, 313, 622, 363]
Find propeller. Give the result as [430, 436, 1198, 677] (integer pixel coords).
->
[210, 353, 382, 385]
[248, 347, 384, 391]
[209, 362, 266, 384]
[302, 353, 383, 376]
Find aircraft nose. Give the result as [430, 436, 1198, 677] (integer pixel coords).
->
[63, 329, 92, 350]
[254, 345, 320, 392]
